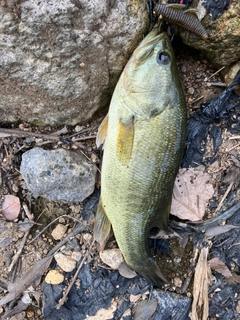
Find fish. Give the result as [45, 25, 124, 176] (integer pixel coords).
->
[94, 29, 187, 287]
[154, 3, 208, 40]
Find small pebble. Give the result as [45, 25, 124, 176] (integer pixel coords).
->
[54, 252, 76, 272]
[130, 294, 141, 303]
[71, 251, 82, 262]
[45, 270, 64, 285]
[181, 65, 187, 73]
[27, 311, 35, 318]
[100, 249, 124, 269]
[75, 125, 84, 132]
[173, 277, 182, 288]
[51, 224, 67, 240]
[83, 233, 93, 242]
[187, 87, 195, 95]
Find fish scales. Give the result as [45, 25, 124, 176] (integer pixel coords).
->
[94, 30, 187, 287]
[154, 4, 208, 39]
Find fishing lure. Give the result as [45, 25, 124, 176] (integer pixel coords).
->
[154, 3, 208, 39]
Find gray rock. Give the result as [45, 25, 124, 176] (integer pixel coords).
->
[0, 0, 148, 125]
[20, 147, 97, 202]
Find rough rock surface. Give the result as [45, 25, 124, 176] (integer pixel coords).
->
[179, 0, 240, 66]
[20, 147, 97, 202]
[0, 0, 148, 125]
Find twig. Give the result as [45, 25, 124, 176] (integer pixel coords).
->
[79, 149, 101, 174]
[0, 128, 87, 150]
[171, 201, 240, 235]
[56, 239, 95, 309]
[47, 224, 86, 257]
[191, 201, 240, 231]
[205, 82, 226, 87]
[27, 214, 82, 245]
[181, 245, 200, 293]
[23, 202, 34, 221]
[191, 95, 204, 105]
[73, 135, 97, 141]
[204, 66, 225, 81]
[227, 143, 240, 152]
[229, 136, 240, 140]
[8, 203, 34, 272]
[66, 125, 99, 139]
[215, 181, 234, 212]
[8, 232, 29, 272]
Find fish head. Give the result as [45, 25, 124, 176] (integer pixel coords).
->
[118, 30, 182, 117]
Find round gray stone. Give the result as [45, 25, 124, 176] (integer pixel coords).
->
[20, 147, 97, 202]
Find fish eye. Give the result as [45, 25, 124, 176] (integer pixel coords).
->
[156, 51, 171, 65]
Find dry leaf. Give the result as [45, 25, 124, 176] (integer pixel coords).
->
[118, 261, 137, 279]
[171, 168, 214, 221]
[226, 273, 240, 284]
[206, 225, 240, 237]
[2, 195, 21, 221]
[209, 257, 232, 278]
[0, 255, 53, 306]
[191, 246, 210, 320]
[209, 258, 240, 284]
[133, 298, 158, 320]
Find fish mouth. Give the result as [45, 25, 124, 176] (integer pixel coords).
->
[134, 29, 171, 60]
[141, 29, 169, 46]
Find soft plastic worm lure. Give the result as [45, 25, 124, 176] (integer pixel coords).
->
[154, 3, 208, 40]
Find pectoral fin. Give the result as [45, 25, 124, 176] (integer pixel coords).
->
[94, 198, 111, 251]
[96, 114, 109, 148]
[116, 116, 134, 164]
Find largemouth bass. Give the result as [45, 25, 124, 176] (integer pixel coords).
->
[94, 29, 187, 287]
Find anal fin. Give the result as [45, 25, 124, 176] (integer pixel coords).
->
[94, 197, 111, 251]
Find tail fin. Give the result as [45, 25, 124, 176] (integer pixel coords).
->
[132, 257, 169, 287]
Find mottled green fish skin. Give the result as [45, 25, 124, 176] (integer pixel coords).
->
[95, 30, 187, 287]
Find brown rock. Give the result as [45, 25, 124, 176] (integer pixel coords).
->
[180, 0, 240, 66]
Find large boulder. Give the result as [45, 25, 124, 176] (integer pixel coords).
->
[0, 0, 148, 125]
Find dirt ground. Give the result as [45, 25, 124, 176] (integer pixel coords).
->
[0, 37, 240, 320]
